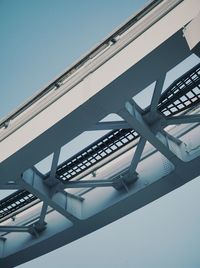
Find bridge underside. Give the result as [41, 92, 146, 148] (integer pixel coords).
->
[0, 0, 200, 266]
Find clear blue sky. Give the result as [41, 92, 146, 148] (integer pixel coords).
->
[0, 1, 200, 267]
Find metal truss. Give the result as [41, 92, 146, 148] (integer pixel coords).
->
[1, 62, 200, 223]
[0, 1, 200, 266]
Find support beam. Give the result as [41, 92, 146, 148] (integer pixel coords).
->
[150, 75, 166, 115]
[57, 169, 137, 191]
[162, 114, 200, 126]
[38, 202, 48, 227]
[159, 129, 182, 145]
[129, 137, 146, 175]
[64, 180, 114, 188]
[50, 149, 60, 179]
[118, 101, 183, 166]
[20, 169, 81, 224]
[45, 149, 60, 186]
[89, 121, 130, 130]
[62, 173, 137, 189]
[29, 202, 48, 236]
[0, 226, 29, 233]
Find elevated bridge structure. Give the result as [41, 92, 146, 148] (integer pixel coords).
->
[0, 0, 200, 266]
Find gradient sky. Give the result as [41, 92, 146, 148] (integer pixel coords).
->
[0, 0, 200, 267]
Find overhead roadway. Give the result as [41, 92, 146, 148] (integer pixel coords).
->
[0, 0, 200, 266]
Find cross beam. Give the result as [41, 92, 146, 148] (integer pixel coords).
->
[162, 114, 200, 126]
[118, 101, 183, 167]
[37, 202, 48, 228]
[150, 75, 166, 115]
[20, 169, 82, 224]
[64, 180, 114, 188]
[89, 121, 130, 130]
[62, 173, 137, 189]
[45, 149, 61, 187]
[0, 226, 30, 233]
[129, 137, 146, 175]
